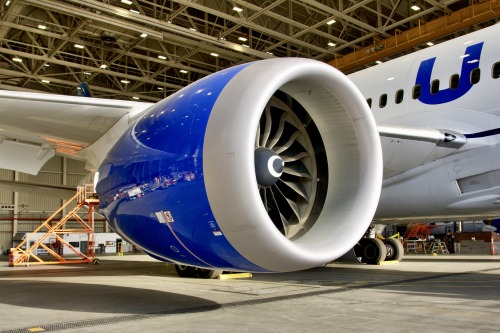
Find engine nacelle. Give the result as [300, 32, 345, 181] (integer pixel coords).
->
[95, 58, 382, 272]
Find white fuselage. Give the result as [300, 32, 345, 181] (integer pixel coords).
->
[349, 24, 500, 223]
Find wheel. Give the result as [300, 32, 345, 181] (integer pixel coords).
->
[359, 238, 387, 264]
[197, 269, 223, 279]
[383, 238, 404, 261]
[175, 265, 198, 278]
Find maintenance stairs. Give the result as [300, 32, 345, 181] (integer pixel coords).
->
[9, 184, 100, 267]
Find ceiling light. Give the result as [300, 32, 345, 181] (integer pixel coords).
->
[180, 69, 188, 74]
[411, 5, 421, 11]
[130, 9, 140, 14]
[387, 77, 394, 81]
[233, 6, 243, 12]
[100, 64, 107, 69]
[84, 72, 92, 75]
[157, 87, 164, 90]
[140, 33, 148, 38]
[326, 19, 336, 25]
[74, 44, 84, 49]
[38, 24, 47, 30]
[238, 37, 247, 42]
[210, 53, 219, 57]
[426, 42, 434, 46]
[376, 60, 383, 64]
[158, 55, 167, 60]
[327, 42, 336, 47]
[121, 80, 130, 84]
[121, 0, 132, 4]
[44, 63, 50, 67]
[6, 0, 11, 6]
[41, 79, 50, 83]
[189, 28, 196, 31]
[12, 57, 22, 62]
[132, 96, 140, 100]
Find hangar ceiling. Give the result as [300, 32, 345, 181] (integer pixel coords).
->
[0, 0, 498, 102]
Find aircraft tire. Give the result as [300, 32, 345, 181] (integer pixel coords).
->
[383, 238, 404, 261]
[359, 238, 386, 264]
[175, 264, 198, 278]
[197, 269, 223, 279]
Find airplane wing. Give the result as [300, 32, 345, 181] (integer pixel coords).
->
[0, 90, 153, 175]
[378, 125, 468, 178]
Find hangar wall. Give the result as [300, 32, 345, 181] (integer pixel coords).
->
[0, 156, 107, 251]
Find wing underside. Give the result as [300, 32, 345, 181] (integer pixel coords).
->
[0, 90, 152, 175]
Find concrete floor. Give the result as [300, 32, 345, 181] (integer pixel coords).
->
[0, 254, 499, 333]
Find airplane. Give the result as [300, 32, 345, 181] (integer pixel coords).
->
[0, 23, 499, 278]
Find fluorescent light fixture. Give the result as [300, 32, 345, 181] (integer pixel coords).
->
[140, 33, 148, 38]
[132, 96, 140, 100]
[12, 57, 22, 62]
[121, 0, 132, 4]
[100, 64, 107, 69]
[121, 79, 130, 84]
[411, 5, 421, 11]
[189, 28, 196, 31]
[233, 6, 243, 12]
[158, 55, 167, 60]
[41, 79, 50, 83]
[38, 24, 47, 30]
[326, 19, 336, 25]
[157, 87, 164, 90]
[84, 72, 92, 75]
[242, 44, 249, 48]
[74, 44, 85, 49]
[44, 63, 50, 67]
[180, 69, 188, 74]
[210, 53, 219, 57]
[426, 42, 434, 46]
[130, 9, 140, 14]
[387, 77, 394, 81]
[327, 42, 336, 47]
[238, 37, 247, 42]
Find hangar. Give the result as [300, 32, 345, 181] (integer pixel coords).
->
[0, 1, 500, 331]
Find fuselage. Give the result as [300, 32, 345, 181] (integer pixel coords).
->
[349, 23, 500, 223]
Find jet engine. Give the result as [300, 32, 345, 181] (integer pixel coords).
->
[95, 58, 383, 273]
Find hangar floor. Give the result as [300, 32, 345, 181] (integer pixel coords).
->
[0, 254, 499, 333]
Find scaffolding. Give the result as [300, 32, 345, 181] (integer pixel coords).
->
[9, 184, 100, 267]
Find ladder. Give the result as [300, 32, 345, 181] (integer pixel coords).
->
[10, 184, 99, 266]
[429, 241, 450, 254]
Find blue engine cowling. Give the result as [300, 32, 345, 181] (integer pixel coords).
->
[95, 58, 383, 273]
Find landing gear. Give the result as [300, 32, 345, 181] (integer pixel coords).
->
[383, 238, 404, 261]
[358, 238, 387, 264]
[174, 265, 222, 279]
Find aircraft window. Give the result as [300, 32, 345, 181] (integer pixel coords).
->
[431, 79, 439, 95]
[412, 85, 421, 99]
[450, 74, 459, 90]
[366, 98, 372, 108]
[470, 68, 480, 84]
[395, 89, 404, 104]
[493, 62, 500, 79]
[379, 94, 387, 108]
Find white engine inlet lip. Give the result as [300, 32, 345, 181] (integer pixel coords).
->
[203, 58, 382, 272]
